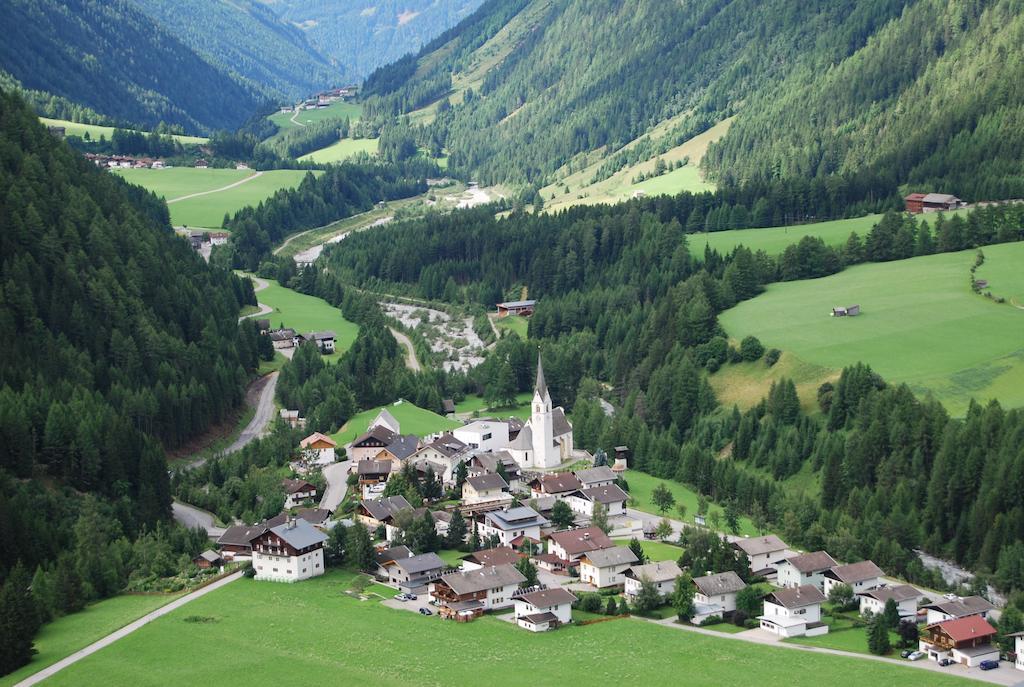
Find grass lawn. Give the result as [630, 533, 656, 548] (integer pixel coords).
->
[613, 538, 683, 563]
[436, 549, 467, 568]
[331, 400, 460, 445]
[719, 243, 1024, 415]
[699, 621, 748, 634]
[708, 350, 838, 414]
[624, 471, 758, 537]
[365, 583, 400, 599]
[784, 615, 901, 655]
[41, 117, 207, 144]
[114, 167, 253, 200]
[257, 351, 289, 376]
[255, 279, 359, 355]
[628, 164, 714, 197]
[0, 593, 183, 687]
[454, 392, 532, 420]
[267, 101, 363, 137]
[42, 571, 971, 686]
[299, 137, 379, 164]
[168, 170, 318, 229]
[976, 245, 1024, 305]
[494, 315, 530, 339]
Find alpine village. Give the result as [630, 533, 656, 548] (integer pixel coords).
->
[2, 1, 1024, 686]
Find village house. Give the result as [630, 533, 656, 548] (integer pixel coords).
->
[384, 552, 447, 589]
[858, 584, 921, 620]
[410, 434, 469, 486]
[822, 560, 884, 596]
[574, 466, 617, 489]
[453, 419, 510, 452]
[462, 473, 512, 506]
[691, 571, 746, 623]
[758, 585, 829, 638]
[774, 551, 837, 590]
[496, 299, 536, 318]
[279, 408, 305, 429]
[194, 159, 209, 168]
[369, 408, 401, 434]
[251, 518, 327, 583]
[355, 495, 413, 531]
[373, 434, 420, 464]
[215, 524, 266, 560]
[1009, 631, 1024, 672]
[282, 478, 317, 509]
[286, 508, 332, 529]
[904, 192, 963, 214]
[506, 356, 574, 470]
[919, 615, 1000, 667]
[373, 545, 414, 579]
[579, 546, 639, 588]
[430, 564, 527, 619]
[193, 550, 223, 569]
[356, 460, 394, 498]
[468, 451, 523, 491]
[210, 231, 230, 246]
[514, 587, 577, 632]
[349, 426, 398, 462]
[270, 329, 297, 350]
[530, 472, 583, 500]
[564, 484, 628, 517]
[299, 331, 336, 354]
[922, 595, 995, 625]
[477, 506, 548, 548]
[546, 526, 614, 563]
[299, 432, 337, 464]
[461, 546, 522, 571]
[623, 560, 683, 601]
[733, 535, 793, 578]
[431, 510, 452, 539]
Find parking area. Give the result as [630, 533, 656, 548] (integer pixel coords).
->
[380, 586, 439, 617]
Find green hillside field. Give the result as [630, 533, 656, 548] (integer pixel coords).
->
[298, 137, 379, 163]
[719, 242, 1024, 415]
[41, 117, 208, 144]
[255, 279, 359, 356]
[331, 400, 459, 445]
[38, 571, 971, 687]
[267, 101, 362, 138]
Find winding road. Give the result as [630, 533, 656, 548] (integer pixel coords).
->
[238, 274, 272, 323]
[389, 327, 421, 372]
[224, 371, 279, 455]
[167, 171, 263, 204]
[172, 500, 225, 538]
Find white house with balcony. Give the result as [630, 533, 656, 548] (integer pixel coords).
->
[250, 518, 327, 583]
[758, 585, 828, 638]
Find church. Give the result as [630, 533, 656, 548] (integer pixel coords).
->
[507, 355, 574, 469]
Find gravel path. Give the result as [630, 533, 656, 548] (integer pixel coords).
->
[389, 328, 421, 371]
[171, 500, 226, 538]
[167, 171, 263, 204]
[223, 371, 278, 455]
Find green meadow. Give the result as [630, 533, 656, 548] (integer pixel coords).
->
[39, 571, 971, 687]
[299, 137, 379, 163]
[114, 167, 252, 199]
[628, 164, 714, 197]
[267, 101, 363, 137]
[454, 391, 533, 420]
[494, 315, 530, 339]
[255, 279, 359, 355]
[331, 400, 460, 445]
[612, 538, 684, 563]
[624, 471, 758, 537]
[719, 242, 1024, 415]
[40, 117, 208, 144]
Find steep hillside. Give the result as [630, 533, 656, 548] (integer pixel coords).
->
[267, 0, 484, 81]
[0, 0, 261, 132]
[131, 0, 340, 100]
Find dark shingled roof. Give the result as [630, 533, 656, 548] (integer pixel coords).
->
[352, 426, 397, 446]
[392, 552, 446, 575]
[825, 560, 884, 584]
[858, 584, 920, 603]
[439, 565, 526, 595]
[466, 473, 509, 491]
[734, 535, 789, 557]
[217, 524, 266, 547]
[463, 547, 522, 567]
[516, 587, 577, 607]
[533, 473, 582, 494]
[547, 526, 613, 556]
[359, 495, 413, 521]
[357, 459, 394, 476]
[766, 585, 826, 609]
[693, 571, 746, 596]
[779, 551, 837, 573]
[922, 595, 995, 618]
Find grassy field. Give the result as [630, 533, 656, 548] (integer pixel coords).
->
[493, 314, 530, 339]
[784, 614, 901, 655]
[255, 279, 359, 356]
[719, 243, 1024, 415]
[331, 400, 460, 445]
[0, 593, 182, 687]
[454, 391, 533, 420]
[41, 571, 971, 687]
[976, 246, 1024, 305]
[267, 101, 363, 137]
[299, 137, 379, 164]
[624, 471, 758, 537]
[709, 350, 839, 414]
[114, 167, 253, 200]
[40, 117, 207, 144]
[257, 351, 289, 376]
[612, 538, 684, 563]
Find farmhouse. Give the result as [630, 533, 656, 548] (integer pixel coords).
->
[374, 545, 414, 579]
[300, 330, 336, 354]
[573, 465, 617, 488]
[758, 585, 828, 638]
[210, 231, 230, 246]
[858, 584, 920, 620]
[547, 526, 614, 562]
[384, 552, 447, 588]
[774, 551, 837, 590]
[506, 356, 574, 470]
[578, 546, 639, 588]
[733, 535, 793, 577]
[477, 506, 548, 548]
[281, 478, 317, 508]
[922, 595, 995, 625]
[496, 299, 536, 318]
[356, 459, 393, 498]
[350, 426, 398, 462]
[374, 434, 420, 464]
[919, 615, 999, 667]
[623, 560, 683, 601]
[431, 564, 527, 616]
[530, 472, 583, 500]
[691, 571, 746, 623]
[461, 546, 522, 571]
[513, 587, 577, 632]
[299, 432, 337, 464]
[410, 434, 469, 485]
[462, 473, 511, 506]
[216, 524, 266, 559]
[270, 328, 297, 349]
[251, 518, 327, 583]
[563, 484, 628, 517]
[822, 560, 883, 595]
[356, 495, 413, 530]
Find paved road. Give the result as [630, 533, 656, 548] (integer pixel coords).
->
[167, 171, 263, 204]
[625, 507, 742, 544]
[238, 273, 272, 323]
[389, 328, 421, 372]
[224, 371, 279, 455]
[14, 571, 244, 687]
[172, 500, 225, 538]
[320, 459, 352, 512]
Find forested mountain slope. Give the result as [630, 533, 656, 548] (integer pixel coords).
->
[0, 0, 262, 132]
[131, 0, 340, 101]
[0, 90, 260, 577]
[367, 0, 1024, 201]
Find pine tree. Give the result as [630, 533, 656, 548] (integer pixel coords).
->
[672, 574, 695, 622]
[628, 537, 647, 565]
[514, 557, 538, 587]
[348, 523, 375, 572]
[551, 501, 575, 530]
[591, 502, 611, 534]
[881, 598, 900, 629]
[867, 616, 891, 655]
[446, 510, 468, 550]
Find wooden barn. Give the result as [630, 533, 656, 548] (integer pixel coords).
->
[496, 300, 536, 318]
[832, 305, 861, 317]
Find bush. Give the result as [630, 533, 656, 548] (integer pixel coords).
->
[732, 610, 748, 627]
[764, 349, 781, 367]
[744, 618, 759, 629]
[577, 593, 603, 613]
[243, 564, 256, 578]
[727, 346, 743, 364]
[740, 336, 764, 361]
[699, 615, 722, 626]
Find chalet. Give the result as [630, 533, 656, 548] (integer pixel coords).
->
[922, 193, 964, 213]
[1009, 631, 1024, 672]
[357, 459, 394, 498]
[279, 408, 305, 428]
[461, 546, 522, 571]
[579, 546, 639, 588]
[462, 473, 511, 506]
[514, 587, 577, 632]
[430, 564, 527, 617]
[919, 615, 999, 667]
[216, 524, 266, 559]
[691, 571, 746, 623]
[774, 551, 837, 590]
[410, 434, 469, 485]
[530, 473, 583, 500]
[385, 552, 447, 588]
[759, 585, 828, 638]
[858, 584, 920, 620]
[468, 451, 522, 491]
[270, 329, 297, 349]
[923, 595, 995, 625]
[822, 560, 883, 596]
[477, 506, 548, 548]
[904, 193, 927, 214]
[281, 478, 317, 509]
[374, 545, 414, 579]
[193, 550, 223, 569]
[287, 508, 332, 529]
[496, 299, 536, 318]
[301, 331, 336, 354]
[453, 419, 510, 452]
[210, 231, 230, 246]
[355, 495, 413, 530]
[573, 466, 617, 489]
[611, 446, 630, 474]
[299, 432, 337, 464]
[733, 535, 793, 577]
[623, 560, 683, 600]
[350, 426, 398, 462]
[564, 484, 628, 517]
[547, 526, 614, 563]
[374, 434, 420, 465]
[194, 159, 209, 168]
[251, 518, 327, 583]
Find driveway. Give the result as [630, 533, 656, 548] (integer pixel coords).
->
[171, 500, 225, 539]
[320, 459, 352, 512]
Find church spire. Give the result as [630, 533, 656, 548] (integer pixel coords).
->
[535, 352, 547, 396]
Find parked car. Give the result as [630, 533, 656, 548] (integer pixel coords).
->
[407, 593, 418, 600]
[418, 607, 433, 616]
[938, 659, 954, 667]
[979, 660, 999, 671]
[907, 652, 926, 661]
[394, 593, 409, 601]
[900, 650, 914, 659]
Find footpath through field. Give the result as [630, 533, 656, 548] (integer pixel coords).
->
[13, 572, 244, 687]
[167, 171, 263, 204]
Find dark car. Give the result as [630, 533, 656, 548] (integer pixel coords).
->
[900, 650, 913, 659]
[418, 607, 433, 615]
[979, 659, 999, 670]
[938, 658, 954, 667]
[407, 593, 418, 600]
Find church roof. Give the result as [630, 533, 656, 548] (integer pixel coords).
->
[535, 354, 547, 396]
[509, 424, 532, 450]
[552, 407, 571, 437]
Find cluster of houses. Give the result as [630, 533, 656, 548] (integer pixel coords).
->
[187, 230, 229, 250]
[85, 153, 166, 169]
[267, 327, 337, 354]
[283, 86, 358, 113]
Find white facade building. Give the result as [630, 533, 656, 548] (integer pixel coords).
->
[477, 506, 548, 547]
[623, 561, 683, 600]
[758, 585, 828, 638]
[453, 420, 509, 453]
[691, 571, 745, 623]
[822, 560, 883, 596]
[857, 585, 920, 620]
[514, 588, 576, 632]
[251, 519, 327, 583]
[578, 547, 639, 588]
[507, 356, 573, 469]
[775, 551, 837, 590]
[564, 484, 628, 517]
[733, 535, 793, 576]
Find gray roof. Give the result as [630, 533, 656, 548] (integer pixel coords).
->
[384, 434, 420, 460]
[269, 519, 327, 549]
[626, 560, 683, 583]
[922, 595, 995, 618]
[466, 473, 508, 491]
[734, 535, 789, 557]
[766, 585, 826, 609]
[357, 459, 393, 476]
[498, 300, 536, 309]
[581, 546, 639, 568]
[393, 552, 446, 575]
[534, 472, 582, 494]
[376, 545, 413, 566]
[464, 547, 521, 567]
[303, 331, 335, 341]
[282, 478, 316, 494]
[825, 560, 884, 584]
[547, 526, 614, 555]
[922, 193, 960, 204]
[574, 466, 616, 486]
[196, 550, 222, 563]
[575, 484, 628, 504]
[372, 408, 399, 430]
[352, 426, 397, 446]
[359, 495, 413, 521]
[551, 407, 571, 437]
[516, 587, 577, 607]
[217, 524, 266, 547]
[858, 584, 920, 603]
[534, 353, 547, 396]
[425, 434, 468, 457]
[509, 424, 532, 450]
[693, 571, 746, 596]
[440, 564, 526, 595]
[484, 506, 548, 531]
[779, 551, 837, 573]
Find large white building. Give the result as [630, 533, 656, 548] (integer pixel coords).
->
[251, 519, 327, 583]
[507, 356, 573, 469]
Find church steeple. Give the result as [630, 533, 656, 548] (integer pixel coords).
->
[534, 352, 548, 397]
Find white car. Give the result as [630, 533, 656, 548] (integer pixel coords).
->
[394, 593, 409, 601]
[907, 651, 926, 661]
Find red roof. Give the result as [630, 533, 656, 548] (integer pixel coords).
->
[935, 615, 997, 643]
[904, 193, 927, 201]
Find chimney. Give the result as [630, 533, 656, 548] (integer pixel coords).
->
[583, 532, 590, 540]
